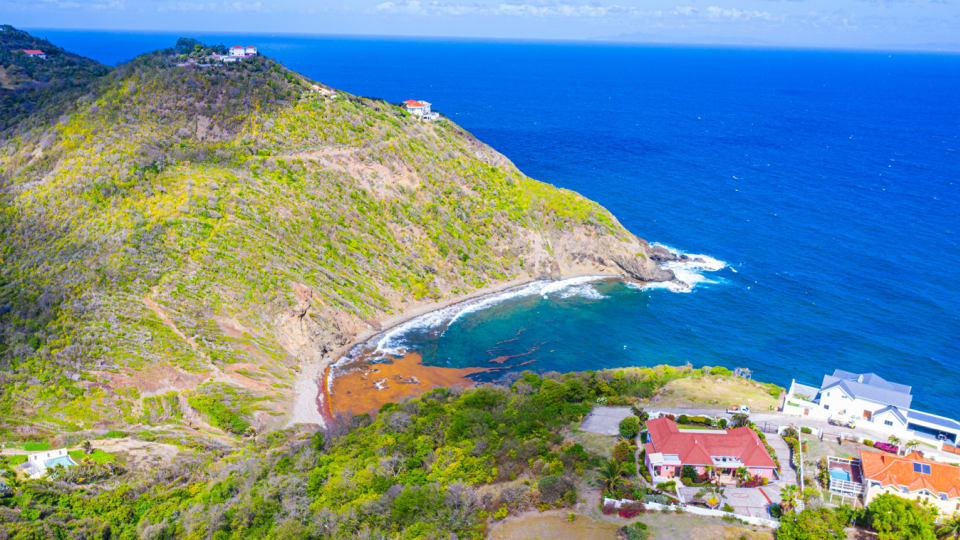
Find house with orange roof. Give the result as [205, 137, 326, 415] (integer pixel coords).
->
[860, 449, 960, 515]
[402, 100, 439, 121]
[643, 417, 777, 485]
[22, 49, 46, 59]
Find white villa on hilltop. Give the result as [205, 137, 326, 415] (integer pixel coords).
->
[785, 369, 960, 450]
[403, 100, 440, 121]
[229, 46, 258, 58]
[16, 448, 77, 479]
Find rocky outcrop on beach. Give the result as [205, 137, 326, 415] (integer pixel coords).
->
[0, 30, 674, 434]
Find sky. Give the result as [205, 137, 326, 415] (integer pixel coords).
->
[1, 0, 959, 51]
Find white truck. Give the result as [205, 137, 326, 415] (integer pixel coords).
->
[726, 405, 750, 414]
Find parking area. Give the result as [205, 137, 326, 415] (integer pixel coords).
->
[678, 485, 776, 518]
[579, 406, 633, 436]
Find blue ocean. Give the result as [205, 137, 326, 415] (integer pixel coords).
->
[31, 30, 960, 416]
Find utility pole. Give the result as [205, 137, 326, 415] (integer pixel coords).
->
[795, 424, 805, 511]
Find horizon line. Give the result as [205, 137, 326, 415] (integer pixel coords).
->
[17, 24, 960, 56]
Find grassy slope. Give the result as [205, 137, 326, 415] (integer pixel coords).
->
[0, 39, 648, 437]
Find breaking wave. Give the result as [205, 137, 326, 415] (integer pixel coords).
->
[628, 244, 727, 293]
[350, 275, 612, 359]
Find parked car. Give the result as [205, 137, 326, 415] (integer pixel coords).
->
[726, 405, 750, 414]
[828, 417, 856, 429]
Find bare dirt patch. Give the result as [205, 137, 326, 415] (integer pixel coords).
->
[488, 511, 620, 540]
[90, 438, 180, 470]
[648, 376, 780, 412]
[95, 364, 204, 396]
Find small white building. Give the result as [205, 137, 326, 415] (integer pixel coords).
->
[23, 49, 46, 60]
[244, 46, 258, 56]
[16, 448, 77, 479]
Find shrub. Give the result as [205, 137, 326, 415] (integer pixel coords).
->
[613, 440, 634, 464]
[722, 503, 735, 513]
[538, 475, 574, 505]
[800, 427, 812, 434]
[618, 521, 650, 540]
[618, 501, 644, 519]
[619, 416, 641, 439]
[602, 499, 617, 515]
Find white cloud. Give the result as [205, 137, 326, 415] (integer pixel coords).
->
[705, 5, 780, 21]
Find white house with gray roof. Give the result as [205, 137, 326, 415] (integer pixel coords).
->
[785, 369, 960, 449]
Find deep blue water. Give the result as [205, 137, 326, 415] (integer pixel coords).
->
[30, 30, 960, 416]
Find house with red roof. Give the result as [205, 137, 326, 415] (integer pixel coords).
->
[643, 417, 778, 485]
[228, 46, 257, 58]
[403, 99, 431, 117]
[860, 450, 960, 515]
[22, 49, 46, 59]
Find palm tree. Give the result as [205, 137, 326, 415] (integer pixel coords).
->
[937, 514, 960, 539]
[906, 440, 921, 455]
[598, 459, 626, 493]
[780, 485, 799, 512]
[887, 435, 902, 455]
[731, 413, 750, 428]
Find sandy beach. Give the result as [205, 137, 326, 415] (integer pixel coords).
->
[287, 271, 628, 427]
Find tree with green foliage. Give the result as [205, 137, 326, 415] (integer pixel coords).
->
[937, 515, 960, 539]
[731, 413, 750, 428]
[619, 416, 641, 439]
[866, 493, 937, 540]
[599, 459, 628, 493]
[776, 507, 851, 540]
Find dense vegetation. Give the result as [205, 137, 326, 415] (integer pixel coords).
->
[0, 368, 690, 538]
[0, 30, 653, 438]
[0, 25, 109, 133]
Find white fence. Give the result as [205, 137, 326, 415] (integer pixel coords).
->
[603, 497, 780, 529]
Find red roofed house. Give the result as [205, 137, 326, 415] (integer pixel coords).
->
[23, 49, 46, 59]
[643, 417, 777, 485]
[860, 450, 960, 516]
[403, 99, 432, 117]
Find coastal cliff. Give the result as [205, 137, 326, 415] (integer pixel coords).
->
[0, 30, 675, 436]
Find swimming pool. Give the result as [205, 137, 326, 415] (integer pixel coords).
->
[829, 468, 851, 482]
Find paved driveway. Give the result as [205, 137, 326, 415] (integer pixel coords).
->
[678, 485, 775, 518]
[579, 406, 633, 436]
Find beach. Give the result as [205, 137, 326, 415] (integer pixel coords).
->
[287, 272, 628, 427]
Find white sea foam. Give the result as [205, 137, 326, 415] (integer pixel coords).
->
[365, 275, 611, 357]
[638, 244, 728, 293]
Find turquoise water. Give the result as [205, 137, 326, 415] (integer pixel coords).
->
[829, 468, 851, 482]
[34, 30, 960, 417]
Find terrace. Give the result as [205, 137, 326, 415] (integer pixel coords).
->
[826, 456, 864, 503]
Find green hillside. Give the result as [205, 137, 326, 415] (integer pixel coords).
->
[0, 25, 109, 133]
[0, 31, 665, 440]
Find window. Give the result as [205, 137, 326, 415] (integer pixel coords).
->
[884, 420, 893, 426]
[942, 493, 948, 501]
[824, 405, 830, 410]
[902, 486, 909, 494]
[912, 463, 932, 475]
